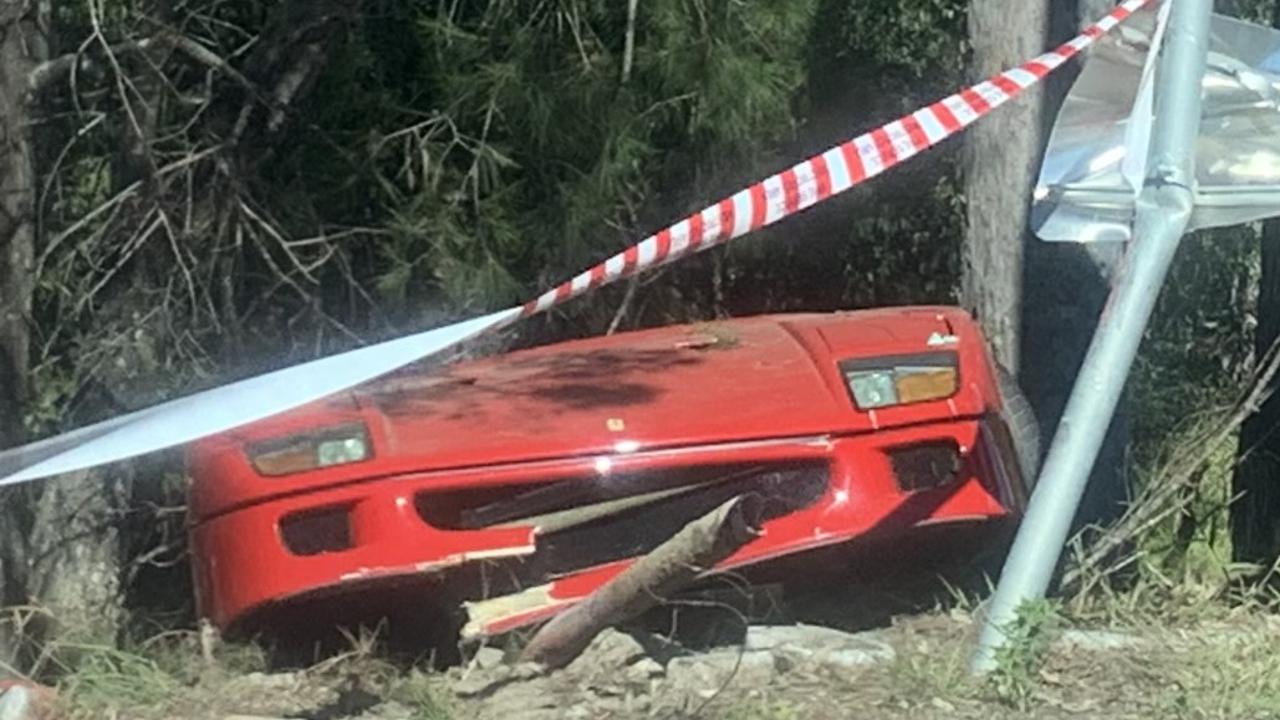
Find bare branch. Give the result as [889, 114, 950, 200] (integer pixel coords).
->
[27, 29, 254, 96]
[1066, 335, 1280, 590]
[622, 0, 639, 83]
[607, 276, 640, 335]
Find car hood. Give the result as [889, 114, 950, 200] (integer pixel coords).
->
[342, 309, 973, 469]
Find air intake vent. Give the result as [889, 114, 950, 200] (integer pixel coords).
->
[889, 441, 962, 492]
[279, 505, 353, 556]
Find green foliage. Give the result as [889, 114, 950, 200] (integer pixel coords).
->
[1132, 227, 1259, 468]
[388, 671, 456, 720]
[1114, 225, 1262, 585]
[366, 0, 821, 317]
[824, 0, 967, 78]
[24, 0, 980, 411]
[986, 599, 1062, 710]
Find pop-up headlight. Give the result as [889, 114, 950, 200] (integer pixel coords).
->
[248, 422, 371, 476]
[839, 352, 959, 410]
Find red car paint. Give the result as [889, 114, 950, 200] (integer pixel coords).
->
[186, 307, 1028, 635]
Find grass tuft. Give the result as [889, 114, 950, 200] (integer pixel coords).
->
[985, 599, 1061, 711]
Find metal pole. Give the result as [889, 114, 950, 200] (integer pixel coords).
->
[972, 0, 1212, 673]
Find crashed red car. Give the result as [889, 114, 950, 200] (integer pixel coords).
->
[187, 306, 1038, 639]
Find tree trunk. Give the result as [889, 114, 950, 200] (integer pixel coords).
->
[1018, 0, 1132, 538]
[26, 468, 130, 648]
[962, 0, 1050, 373]
[1233, 194, 1280, 569]
[0, 3, 40, 449]
[1228, 0, 1280, 572]
[0, 0, 47, 671]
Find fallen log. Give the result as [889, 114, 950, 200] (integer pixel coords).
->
[520, 495, 763, 669]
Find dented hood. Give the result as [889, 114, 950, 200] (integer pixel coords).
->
[342, 308, 978, 469]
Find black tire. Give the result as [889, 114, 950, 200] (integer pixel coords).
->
[995, 365, 1041, 496]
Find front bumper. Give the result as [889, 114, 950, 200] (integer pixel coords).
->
[190, 418, 1017, 634]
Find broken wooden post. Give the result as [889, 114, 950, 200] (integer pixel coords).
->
[520, 495, 763, 669]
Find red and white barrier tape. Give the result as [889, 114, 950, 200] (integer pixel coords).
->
[515, 0, 1154, 321]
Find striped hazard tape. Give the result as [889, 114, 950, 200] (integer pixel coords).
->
[0, 0, 1154, 486]
[517, 0, 1155, 320]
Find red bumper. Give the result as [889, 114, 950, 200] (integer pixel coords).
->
[190, 418, 1017, 633]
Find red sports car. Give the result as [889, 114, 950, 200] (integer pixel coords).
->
[187, 306, 1038, 639]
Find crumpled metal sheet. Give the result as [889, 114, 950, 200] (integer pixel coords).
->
[1036, 5, 1280, 241]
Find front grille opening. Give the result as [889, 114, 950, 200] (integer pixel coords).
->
[416, 463, 786, 531]
[532, 462, 830, 575]
[414, 484, 552, 530]
[416, 462, 831, 608]
[889, 441, 962, 492]
[280, 505, 354, 556]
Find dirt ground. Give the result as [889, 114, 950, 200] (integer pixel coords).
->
[51, 604, 1280, 720]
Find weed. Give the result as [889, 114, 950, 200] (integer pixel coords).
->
[985, 599, 1061, 710]
[388, 670, 454, 720]
[886, 638, 972, 702]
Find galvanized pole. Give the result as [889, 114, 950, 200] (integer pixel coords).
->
[972, 0, 1212, 672]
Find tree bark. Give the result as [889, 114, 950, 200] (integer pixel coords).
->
[0, 0, 41, 449]
[26, 468, 130, 648]
[1233, 161, 1280, 567]
[961, 0, 1050, 373]
[520, 496, 762, 669]
[0, 0, 48, 672]
[1019, 0, 1132, 537]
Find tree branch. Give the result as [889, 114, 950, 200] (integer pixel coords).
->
[520, 496, 762, 669]
[622, 0, 639, 83]
[27, 30, 254, 96]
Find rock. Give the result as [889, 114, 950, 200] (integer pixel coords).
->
[472, 646, 506, 670]
[510, 662, 545, 681]
[665, 649, 778, 696]
[567, 629, 648, 673]
[215, 670, 337, 716]
[931, 697, 957, 712]
[454, 662, 546, 699]
[0, 687, 31, 720]
[233, 672, 303, 691]
[1056, 629, 1140, 652]
[470, 678, 560, 720]
[652, 649, 777, 715]
[454, 666, 514, 699]
[563, 628, 664, 689]
[625, 657, 665, 682]
[744, 625, 896, 669]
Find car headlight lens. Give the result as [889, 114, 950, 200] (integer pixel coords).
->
[840, 353, 959, 410]
[248, 423, 372, 476]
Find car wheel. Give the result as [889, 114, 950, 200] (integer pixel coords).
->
[995, 365, 1041, 497]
